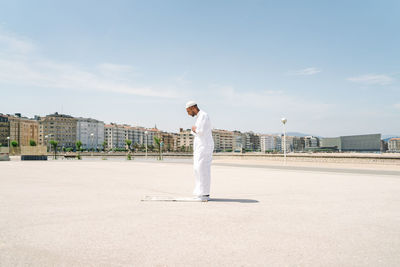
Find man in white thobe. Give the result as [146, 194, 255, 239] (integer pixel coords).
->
[186, 101, 214, 201]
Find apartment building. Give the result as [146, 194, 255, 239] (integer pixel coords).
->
[0, 114, 10, 146]
[76, 117, 104, 150]
[104, 123, 126, 149]
[38, 112, 77, 148]
[4, 113, 39, 147]
[176, 128, 194, 151]
[388, 138, 400, 152]
[244, 132, 260, 151]
[260, 135, 281, 152]
[212, 129, 234, 152]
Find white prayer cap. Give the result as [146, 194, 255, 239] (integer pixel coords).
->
[185, 100, 197, 109]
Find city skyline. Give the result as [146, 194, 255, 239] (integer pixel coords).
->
[1, 111, 389, 153]
[1, 1, 399, 136]
[1, 111, 393, 141]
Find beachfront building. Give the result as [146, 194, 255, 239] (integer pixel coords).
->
[233, 131, 247, 152]
[176, 128, 194, 152]
[212, 129, 234, 152]
[304, 136, 320, 150]
[104, 123, 126, 149]
[0, 114, 10, 147]
[39, 112, 76, 148]
[260, 134, 281, 152]
[388, 138, 400, 152]
[76, 117, 104, 150]
[244, 132, 260, 152]
[320, 134, 381, 152]
[2, 113, 39, 147]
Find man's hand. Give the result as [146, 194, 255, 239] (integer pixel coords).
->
[191, 126, 197, 133]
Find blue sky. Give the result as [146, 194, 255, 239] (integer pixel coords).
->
[0, 0, 399, 136]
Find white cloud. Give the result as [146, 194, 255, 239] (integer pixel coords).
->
[289, 67, 321, 76]
[209, 84, 332, 113]
[0, 28, 34, 54]
[0, 28, 179, 98]
[394, 103, 400, 110]
[347, 74, 394, 85]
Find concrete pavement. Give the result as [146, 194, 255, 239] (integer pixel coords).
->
[0, 160, 399, 266]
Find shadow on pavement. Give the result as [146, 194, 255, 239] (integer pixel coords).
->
[209, 198, 259, 203]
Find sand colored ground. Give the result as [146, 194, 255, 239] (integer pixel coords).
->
[0, 160, 399, 266]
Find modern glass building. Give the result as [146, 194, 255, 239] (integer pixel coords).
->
[321, 134, 381, 152]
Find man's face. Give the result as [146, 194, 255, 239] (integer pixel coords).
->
[186, 106, 196, 117]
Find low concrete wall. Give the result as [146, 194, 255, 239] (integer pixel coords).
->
[0, 147, 9, 153]
[0, 147, 10, 161]
[21, 146, 47, 156]
[9, 147, 21, 156]
[213, 153, 400, 165]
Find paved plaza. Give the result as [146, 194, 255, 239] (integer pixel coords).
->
[0, 159, 399, 266]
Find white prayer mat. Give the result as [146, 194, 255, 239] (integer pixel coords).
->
[141, 195, 209, 202]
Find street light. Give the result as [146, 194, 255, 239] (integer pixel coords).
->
[44, 135, 48, 153]
[6, 136, 10, 150]
[281, 118, 287, 163]
[48, 134, 53, 154]
[90, 133, 94, 156]
[144, 131, 148, 159]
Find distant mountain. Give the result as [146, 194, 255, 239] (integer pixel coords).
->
[267, 133, 399, 140]
[287, 132, 315, 137]
[271, 132, 317, 137]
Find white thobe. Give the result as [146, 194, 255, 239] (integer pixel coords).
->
[191, 110, 214, 196]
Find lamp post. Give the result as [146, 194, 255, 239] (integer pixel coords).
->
[144, 131, 148, 159]
[44, 135, 48, 153]
[281, 118, 287, 163]
[90, 133, 94, 157]
[48, 134, 53, 154]
[6, 136, 10, 150]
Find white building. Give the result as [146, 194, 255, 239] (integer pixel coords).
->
[177, 128, 194, 151]
[212, 129, 234, 152]
[388, 138, 400, 152]
[260, 135, 281, 152]
[104, 123, 126, 149]
[244, 132, 260, 151]
[76, 117, 104, 150]
[126, 126, 146, 146]
[142, 128, 158, 147]
[304, 136, 319, 149]
[281, 135, 294, 152]
[233, 131, 247, 152]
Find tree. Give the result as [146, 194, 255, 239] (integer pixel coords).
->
[11, 140, 18, 147]
[125, 139, 132, 160]
[29, 140, 37, 146]
[125, 139, 132, 150]
[49, 140, 58, 159]
[102, 141, 107, 152]
[153, 137, 163, 160]
[133, 142, 140, 152]
[76, 141, 82, 151]
[147, 144, 153, 152]
[76, 141, 82, 160]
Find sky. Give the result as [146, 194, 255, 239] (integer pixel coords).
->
[0, 0, 399, 137]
